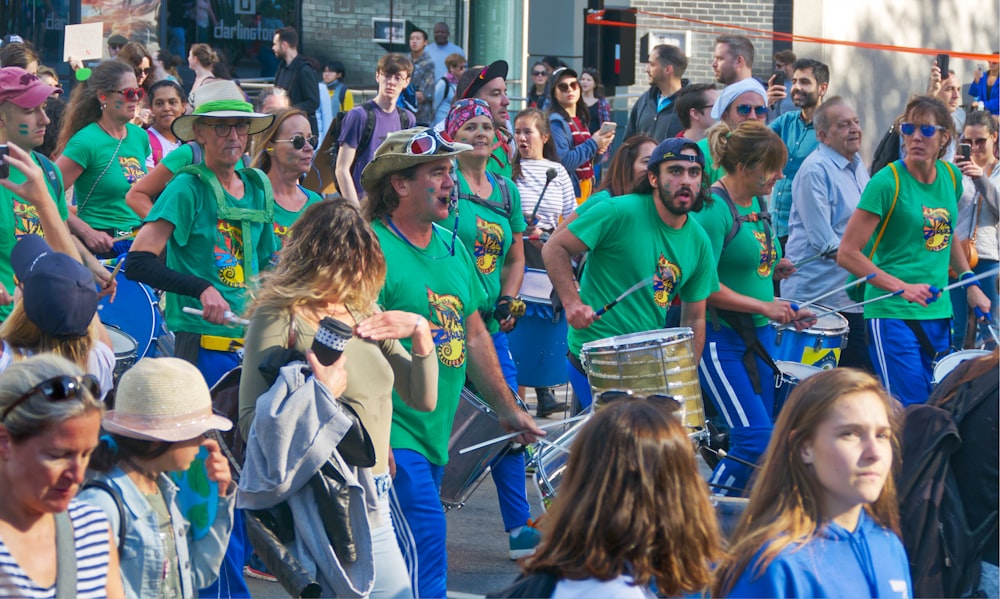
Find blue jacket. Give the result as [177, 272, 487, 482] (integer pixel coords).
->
[969, 74, 999, 115]
[727, 510, 912, 598]
[78, 466, 235, 599]
[549, 111, 599, 197]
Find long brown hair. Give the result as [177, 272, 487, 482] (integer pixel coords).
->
[250, 108, 308, 172]
[596, 134, 656, 197]
[55, 60, 133, 155]
[511, 108, 559, 182]
[707, 120, 788, 178]
[712, 368, 901, 597]
[523, 398, 720, 596]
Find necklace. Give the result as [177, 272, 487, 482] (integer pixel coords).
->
[123, 457, 160, 493]
[385, 215, 457, 259]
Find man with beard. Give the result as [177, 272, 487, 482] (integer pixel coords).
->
[543, 138, 719, 410]
[713, 35, 755, 86]
[624, 44, 689, 141]
[272, 26, 321, 134]
[768, 58, 829, 246]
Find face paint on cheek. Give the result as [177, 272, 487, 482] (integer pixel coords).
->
[115, 101, 124, 109]
[18, 124, 29, 135]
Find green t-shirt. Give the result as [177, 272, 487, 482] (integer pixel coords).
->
[146, 170, 278, 337]
[373, 219, 488, 465]
[0, 153, 70, 321]
[694, 192, 781, 328]
[437, 173, 526, 334]
[574, 188, 611, 217]
[160, 142, 196, 173]
[62, 122, 149, 232]
[567, 193, 719, 357]
[857, 161, 960, 320]
[696, 137, 726, 184]
[486, 132, 513, 179]
[273, 187, 323, 246]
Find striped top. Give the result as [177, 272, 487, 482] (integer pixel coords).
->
[513, 158, 576, 231]
[0, 500, 111, 598]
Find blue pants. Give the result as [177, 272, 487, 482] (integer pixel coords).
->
[950, 259, 999, 349]
[868, 317, 950, 406]
[390, 449, 447, 599]
[567, 357, 593, 412]
[490, 331, 532, 532]
[698, 324, 777, 497]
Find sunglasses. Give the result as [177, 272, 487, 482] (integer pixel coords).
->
[108, 44, 123, 51]
[1, 374, 100, 422]
[556, 80, 580, 93]
[202, 121, 252, 137]
[900, 122, 943, 137]
[532, 70, 548, 77]
[405, 129, 457, 156]
[135, 67, 151, 77]
[109, 87, 146, 101]
[734, 104, 769, 117]
[274, 134, 318, 150]
[960, 137, 991, 148]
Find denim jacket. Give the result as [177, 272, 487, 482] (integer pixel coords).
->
[78, 466, 235, 599]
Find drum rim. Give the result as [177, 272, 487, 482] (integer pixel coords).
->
[105, 324, 139, 355]
[775, 360, 824, 378]
[932, 349, 992, 383]
[580, 327, 694, 351]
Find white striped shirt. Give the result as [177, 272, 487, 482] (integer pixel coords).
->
[0, 500, 111, 598]
[514, 158, 577, 230]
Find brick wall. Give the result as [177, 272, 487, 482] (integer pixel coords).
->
[300, 0, 459, 88]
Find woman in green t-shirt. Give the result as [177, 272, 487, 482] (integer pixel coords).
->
[56, 60, 150, 259]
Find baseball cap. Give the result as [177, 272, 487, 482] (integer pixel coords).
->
[11, 235, 99, 339]
[0, 67, 59, 109]
[460, 60, 508, 100]
[0, 34, 25, 46]
[107, 34, 128, 47]
[647, 138, 705, 173]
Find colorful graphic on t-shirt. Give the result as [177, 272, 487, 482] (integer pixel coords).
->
[753, 230, 777, 277]
[653, 254, 681, 307]
[473, 216, 504, 275]
[214, 220, 244, 288]
[427, 286, 466, 368]
[273, 222, 290, 240]
[922, 205, 952, 252]
[12, 199, 42, 237]
[118, 155, 146, 185]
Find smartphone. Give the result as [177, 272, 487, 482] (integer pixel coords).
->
[959, 143, 972, 161]
[598, 121, 617, 136]
[936, 53, 950, 77]
[772, 70, 785, 87]
[0, 145, 7, 179]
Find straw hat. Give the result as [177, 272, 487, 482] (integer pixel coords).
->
[360, 127, 471, 193]
[103, 357, 232, 442]
[171, 79, 274, 142]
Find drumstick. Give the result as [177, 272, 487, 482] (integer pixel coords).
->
[805, 289, 905, 322]
[182, 306, 251, 326]
[112, 233, 133, 242]
[106, 258, 124, 282]
[792, 273, 876, 312]
[458, 414, 589, 455]
[929, 266, 1000, 295]
[792, 252, 826, 269]
[594, 275, 655, 317]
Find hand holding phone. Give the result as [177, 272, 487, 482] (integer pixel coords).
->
[771, 70, 785, 87]
[598, 121, 617, 136]
[935, 54, 950, 78]
[959, 143, 972, 162]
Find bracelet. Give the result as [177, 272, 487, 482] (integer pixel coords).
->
[413, 316, 426, 334]
[959, 271, 975, 280]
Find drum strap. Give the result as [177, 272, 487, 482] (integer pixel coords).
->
[903, 319, 944, 361]
[714, 308, 779, 395]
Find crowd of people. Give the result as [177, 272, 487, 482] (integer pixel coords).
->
[0, 20, 996, 599]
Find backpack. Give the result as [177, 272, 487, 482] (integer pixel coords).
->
[898, 357, 999, 598]
[456, 173, 513, 218]
[80, 479, 127, 556]
[710, 184, 774, 253]
[32, 150, 61, 196]
[871, 122, 901, 175]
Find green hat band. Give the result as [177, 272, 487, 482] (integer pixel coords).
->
[193, 99, 254, 115]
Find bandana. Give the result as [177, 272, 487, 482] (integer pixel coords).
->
[446, 98, 492, 139]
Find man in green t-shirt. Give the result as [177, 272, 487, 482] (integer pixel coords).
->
[544, 137, 719, 409]
[361, 127, 543, 599]
[0, 67, 100, 320]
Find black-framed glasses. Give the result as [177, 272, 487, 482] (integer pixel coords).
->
[405, 129, 456, 156]
[556, 80, 580, 93]
[960, 136, 990, 148]
[274, 134, 318, 150]
[735, 104, 769, 117]
[1, 374, 100, 422]
[202, 121, 252, 137]
[532, 70, 547, 77]
[900, 122, 943, 137]
[109, 87, 146, 101]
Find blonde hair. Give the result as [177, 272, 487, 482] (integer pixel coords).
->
[0, 302, 96, 372]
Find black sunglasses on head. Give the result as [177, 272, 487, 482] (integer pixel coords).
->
[1, 374, 100, 422]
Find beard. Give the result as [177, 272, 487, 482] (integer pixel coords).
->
[656, 183, 695, 217]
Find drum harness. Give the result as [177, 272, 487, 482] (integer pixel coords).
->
[709, 184, 781, 394]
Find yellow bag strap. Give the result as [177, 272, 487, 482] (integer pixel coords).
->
[870, 161, 901, 259]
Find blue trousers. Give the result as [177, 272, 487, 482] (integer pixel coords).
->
[390, 449, 446, 599]
[868, 317, 950, 406]
[490, 331, 532, 532]
[567, 357, 593, 412]
[698, 324, 777, 497]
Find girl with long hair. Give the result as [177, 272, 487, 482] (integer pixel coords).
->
[579, 67, 611, 136]
[547, 67, 614, 203]
[146, 80, 188, 167]
[511, 108, 575, 235]
[55, 60, 149, 258]
[713, 368, 909, 598]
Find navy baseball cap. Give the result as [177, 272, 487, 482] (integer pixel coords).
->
[647, 138, 705, 173]
[11, 235, 98, 338]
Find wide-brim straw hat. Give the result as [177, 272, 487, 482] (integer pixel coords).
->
[103, 357, 232, 442]
[172, 79, 274, 142]
[360, 127, 472, 193]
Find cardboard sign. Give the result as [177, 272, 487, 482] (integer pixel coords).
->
[63, 22, 104, 61]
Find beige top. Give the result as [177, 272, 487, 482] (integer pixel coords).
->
[238, 305, 438, 475]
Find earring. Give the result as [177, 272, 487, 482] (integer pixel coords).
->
[266, 147, 273, 153]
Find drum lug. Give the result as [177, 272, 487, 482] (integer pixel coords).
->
[814, 336, 823, 352]
[774, 329, 784, 345]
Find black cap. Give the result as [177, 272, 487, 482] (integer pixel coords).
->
[11, 235, 98, 338]
[646, 138, 705, 173]
[460, 60, 508, 100]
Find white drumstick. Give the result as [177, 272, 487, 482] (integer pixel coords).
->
[793, 273, 875, 312]
[182, 306, 250, 326]
[458, 414, 589, 455]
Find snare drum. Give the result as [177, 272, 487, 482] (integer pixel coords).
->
[773, 361, 823, 420]
[440, 387, 519, 510]
[507, 268, 568, 387]
[770, 299, 848, 369]
[106, 325, 138, 382]
[932, 349, 992, 386]
[533, 416, 588, 511]
[581, 328, 705, 438]
[97, 263, 167, 360]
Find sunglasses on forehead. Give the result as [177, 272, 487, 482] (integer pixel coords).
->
[734, 104, 768, 117]
[1, 374, 100, 422]
[274, 134, 318, 150]
[406, 129, 457, 155]
[109, 87, 145, 101]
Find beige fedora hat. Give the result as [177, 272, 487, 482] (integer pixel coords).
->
[360, 127, 471, 193]
[103, 357, 232, 442]
[171, 79, 274, 142]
